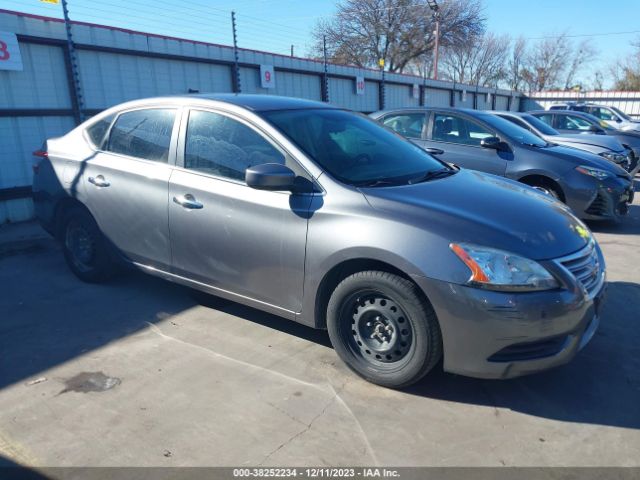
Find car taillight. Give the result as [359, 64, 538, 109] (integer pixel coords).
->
[32, 147, 48, 174]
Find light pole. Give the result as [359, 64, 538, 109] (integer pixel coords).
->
[427, 0, 440, 80]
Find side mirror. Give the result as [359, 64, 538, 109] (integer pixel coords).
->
[246, 163, 296, 192]
[481, 136, 509, 152]
[588, 125, 604, 134]
[616, 117, 622, 123]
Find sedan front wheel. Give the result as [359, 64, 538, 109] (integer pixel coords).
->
[327, 271, 442, 388]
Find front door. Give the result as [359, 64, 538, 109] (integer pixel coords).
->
[168, 109, 311, 313]
[422, 112, 507, 176]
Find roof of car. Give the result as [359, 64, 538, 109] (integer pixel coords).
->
[371, 107, 495, 118]
[183, 93, 337, 112]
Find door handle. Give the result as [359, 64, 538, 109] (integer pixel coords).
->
[88, 175, 110, 187]
[424, 147, 445, 155]
[173, 194, 203, 210]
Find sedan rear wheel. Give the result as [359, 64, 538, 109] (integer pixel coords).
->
[62, 206, 116, 282]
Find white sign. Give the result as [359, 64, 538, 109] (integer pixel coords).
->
[355, 76, 365, 95]
[461, 89, 467, 102]
[412, 84, 420, 100]
[487, 92, 492, 104]
[0, 31, 23, 71]
[260, 65, 275, 89]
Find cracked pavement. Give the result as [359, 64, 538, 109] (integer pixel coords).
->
[0, 185, 639, 466]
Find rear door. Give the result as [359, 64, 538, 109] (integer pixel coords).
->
[168, 108, 312, 313]
[424, 111, 507, 176]
[82, 107, 178, 270]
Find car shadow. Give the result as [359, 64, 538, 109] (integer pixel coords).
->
[187, 280, 640, 430]
[1, 236, 638, 431]
[0, 454, 50, 479]
[404, 280, 640, 430]
[0, 241, 196, 390]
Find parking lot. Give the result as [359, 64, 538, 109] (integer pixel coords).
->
[0, 183, 639, 468]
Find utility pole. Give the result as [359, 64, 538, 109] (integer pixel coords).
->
[322, 35, 329, 102]
[379, 33, 386, 110]
[427, 0, 440, 80]
[60, 0, 84, 123]
[231, 11, 241, 93]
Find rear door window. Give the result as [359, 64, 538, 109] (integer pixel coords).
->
[534, 113, 554, 127]
[381, 113, 426, 139]
[432, 114, 492, 146]
[106, 109, 176, 162]
[557, 114, 592, 131]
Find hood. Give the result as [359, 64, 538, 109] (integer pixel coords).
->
[361, 169, 591, 261]
[620, 122, 640, 132]
[537, 144, 628, 175]
[546, 133, 624, 152]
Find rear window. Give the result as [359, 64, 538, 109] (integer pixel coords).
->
[86, 114, 115, 148]
[106, 109, 176, 162]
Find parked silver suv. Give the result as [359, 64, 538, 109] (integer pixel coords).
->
[33, 95, 606, 388]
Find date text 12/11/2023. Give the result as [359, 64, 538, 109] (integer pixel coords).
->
[232, 468, 401, 478]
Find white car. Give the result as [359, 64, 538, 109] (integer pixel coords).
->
[549, 103, 640, 132]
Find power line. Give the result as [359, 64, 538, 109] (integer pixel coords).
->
[527, 30, 640, 40]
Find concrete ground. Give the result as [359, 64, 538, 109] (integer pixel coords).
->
[0, 188, 639, 468]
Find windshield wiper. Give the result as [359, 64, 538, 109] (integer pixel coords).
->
[408, 168, 457, 184]
[354, 178, 403, 188]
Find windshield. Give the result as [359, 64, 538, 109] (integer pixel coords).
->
[521, 114, 559, 136]
[480, 113, 548, 147]
[262, 109, 448, 186]
[610, 106, 632, 121]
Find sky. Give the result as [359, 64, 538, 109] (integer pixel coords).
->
[2, 0, 639, 88]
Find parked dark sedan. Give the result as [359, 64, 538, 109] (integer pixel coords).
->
[371, 107, 634, 221]
[529, 109, 640, 175]
[34, 95, 607, 388]
[493, 111, 635, 173]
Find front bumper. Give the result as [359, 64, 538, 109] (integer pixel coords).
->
[413, 243, 606, 379]
[563, 173, 634, 220]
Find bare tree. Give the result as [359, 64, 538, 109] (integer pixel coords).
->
[311, 0, 485, 73]
[591, 71, 605, 91]
[563, 39, 596, 90]
[506, 36, 526, 91]
[611, 37, 640, 90]
[520, 33, 572, 91]
[440, 33, 510, 87]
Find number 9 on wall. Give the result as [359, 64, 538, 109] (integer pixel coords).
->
[260, 64, 275, 89]
[0, 31, 23, 71]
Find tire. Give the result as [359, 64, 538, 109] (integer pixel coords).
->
[326, 271, 442, 389]
[61, 206, 116, 283]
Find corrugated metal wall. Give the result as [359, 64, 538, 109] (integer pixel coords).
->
[526, 91, 640, 118]
[0, 9, 523, 223]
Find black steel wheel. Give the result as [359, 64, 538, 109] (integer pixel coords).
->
[61, 206, 116, 283]
[327, 271, 442, 388]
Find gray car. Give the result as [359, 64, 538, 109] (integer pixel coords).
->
[34, 94, 606, 388]
[371, 107, 634, 221]
[493, 111, 635, 173]
[529, 109, 640, 174]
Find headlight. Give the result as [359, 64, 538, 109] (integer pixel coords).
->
[599, 151, 626, 164]
[575, 165, 613, 180]
[450, 243, 559, 292]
